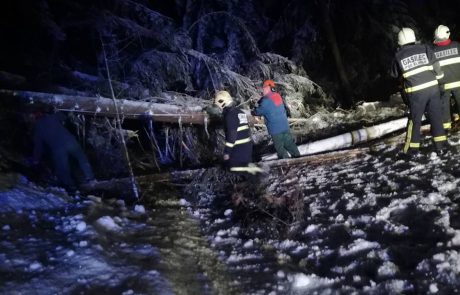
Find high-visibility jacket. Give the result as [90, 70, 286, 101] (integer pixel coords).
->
[222, 106, 253, 169]
[391, 43, 443, 94]
[433, 39, 460, 91]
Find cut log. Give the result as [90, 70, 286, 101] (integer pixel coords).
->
[0, 89, 208, 124]
[262, 117, 409, 161]
[262, 148, 368, 169]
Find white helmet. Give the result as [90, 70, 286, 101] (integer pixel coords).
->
[398, 28, 416, 46]
[213, 90, 233, 110]
[434, 25, 450, 42]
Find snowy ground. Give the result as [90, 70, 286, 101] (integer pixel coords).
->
[2, 131, 460, 294]
[186, 133, 460, 294]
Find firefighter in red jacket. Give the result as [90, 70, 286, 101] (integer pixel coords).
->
[214, 90, 262, 174]
[432, 25, 460, 131]
[391, 28, 447, 156]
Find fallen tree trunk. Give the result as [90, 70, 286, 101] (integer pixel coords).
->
[0, 89, 208, 124]
[262, 117, 409, 161]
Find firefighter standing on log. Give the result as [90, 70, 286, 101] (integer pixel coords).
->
[391, 27, 447, 156]
[251, 80, 300, 159]
[214, 90, 262, 174]
[432, 25, 460, 132]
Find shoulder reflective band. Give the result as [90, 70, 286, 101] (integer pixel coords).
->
[433, 135, 447, 142]
[225, 142, 234, 148]
[405, 80, 438, 93]
[409, 142, 421, 148]
[444, 81, 460, 90]
[237, 125, 249, 132]
[436, 73, 445, 80]
[439, 57, 460, 67]
[403, 65, 433, 78]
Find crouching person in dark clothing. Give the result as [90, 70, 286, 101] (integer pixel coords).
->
[32, 112, 94, 192]
[213, 91, 262, 175]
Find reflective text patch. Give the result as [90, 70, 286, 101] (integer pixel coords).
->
[401, 53, 429, 71]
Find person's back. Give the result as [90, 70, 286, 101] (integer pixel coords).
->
[33, 113, 93, 191]
[393, 43, 440, 92]
[255, 92, 290, 136]
[432, 25, 460, 131]
[33, 114, 80, 155]
[252, 80, 300, 159]
[391, 28, 447, 156]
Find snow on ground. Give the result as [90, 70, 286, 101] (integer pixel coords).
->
[188, 132, 460, 294]
[3, 129, 460, 294]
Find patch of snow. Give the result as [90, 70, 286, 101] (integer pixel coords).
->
[29, 261, 42, 271]
[288, 273, 338, 289]
[134, 205, 146, 214]
[243, 240, 254, 249]
[429, 283, 438, 293]
[448, 230, 460, 246]
[76, 221, 86, 232]
[95, 216, 121, 232]
[178, 199, 190, 206]
[378, 261, 399, 277]
[339, 239, 380, 257]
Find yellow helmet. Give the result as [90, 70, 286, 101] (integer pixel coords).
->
[398, 28, 416, 46]
[213, 90, 233, 110]
[434, 25, 450, 42]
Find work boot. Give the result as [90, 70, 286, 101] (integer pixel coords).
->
[398, 149, 421, 160]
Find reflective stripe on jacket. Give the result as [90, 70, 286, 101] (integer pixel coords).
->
[391, 43, 441, 93]
[433, 40, 460, 90]
[222, 106, 253, 166]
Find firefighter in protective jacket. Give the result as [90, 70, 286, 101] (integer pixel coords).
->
[391, 28, 447, 155]
[214, 90, 262, 174]
[432, 25, 460, 130]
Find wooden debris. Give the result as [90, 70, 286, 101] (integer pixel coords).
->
[0, 89, 208, 124]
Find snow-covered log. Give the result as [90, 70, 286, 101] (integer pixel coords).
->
[262, 118, 409, 161]
[0, 89, 207, 124]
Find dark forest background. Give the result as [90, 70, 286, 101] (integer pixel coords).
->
[1, 0, 460, 108]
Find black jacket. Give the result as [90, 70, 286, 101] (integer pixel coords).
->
[391, 43, 442, 94]
[222, 106, 252, 166]
[432, 40, 460, 90]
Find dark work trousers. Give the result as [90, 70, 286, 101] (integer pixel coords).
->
[228, 140, 253, 169]
[52, 143, 94, 189]
[404, 86, 447, 152]
[441, 88, 460, 125]
[272, 131, 300, 159]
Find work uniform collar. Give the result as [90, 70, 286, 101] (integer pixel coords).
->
[434, 39, 452, 46]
